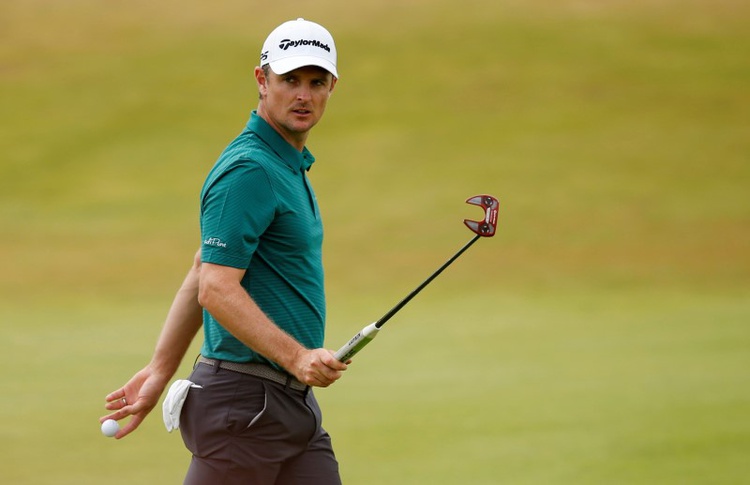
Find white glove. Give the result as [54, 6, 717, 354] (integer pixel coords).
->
[162, 379, 202, 432]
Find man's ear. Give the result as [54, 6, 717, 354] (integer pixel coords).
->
[255, 66, 268, 97]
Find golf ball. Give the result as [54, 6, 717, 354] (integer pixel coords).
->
[101, 419, 120, 438]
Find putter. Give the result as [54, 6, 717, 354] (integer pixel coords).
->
[334, 195, 499, 362]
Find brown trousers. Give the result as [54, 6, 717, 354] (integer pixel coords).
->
[180, 362, 342, 485]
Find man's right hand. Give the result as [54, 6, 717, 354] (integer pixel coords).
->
[291, 348, 348, 388]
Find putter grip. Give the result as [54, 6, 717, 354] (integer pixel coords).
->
[334, 322, 380, 362]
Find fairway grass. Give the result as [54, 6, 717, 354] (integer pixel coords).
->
[2, 0, 748, 483]
[1, 287, 747, 484]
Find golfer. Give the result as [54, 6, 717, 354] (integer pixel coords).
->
[101, 18, 348, 484]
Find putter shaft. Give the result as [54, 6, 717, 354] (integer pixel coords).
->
[374, 234, 480, 329]
[334, 234, 480, 361]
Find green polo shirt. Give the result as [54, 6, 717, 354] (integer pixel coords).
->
[199, 111, 325, 368]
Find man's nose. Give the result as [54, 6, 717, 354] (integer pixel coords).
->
[296, 85, 312, 101]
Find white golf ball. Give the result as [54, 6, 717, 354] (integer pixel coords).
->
[101, 419, 120, 438]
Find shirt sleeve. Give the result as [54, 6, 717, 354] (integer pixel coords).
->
[200, 161, 276, 269]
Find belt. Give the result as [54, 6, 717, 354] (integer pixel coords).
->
[197, 356, 308, 392]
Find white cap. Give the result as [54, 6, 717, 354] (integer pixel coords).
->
[260, 18, 338, 78]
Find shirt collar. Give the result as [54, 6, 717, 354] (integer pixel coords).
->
[247, 111, 316, 172]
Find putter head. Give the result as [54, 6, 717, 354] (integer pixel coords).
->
[464, 195, 499, 237]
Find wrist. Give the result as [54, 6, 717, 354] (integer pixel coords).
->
[280, 345, 307, 377]
[146, 359, 178, 383]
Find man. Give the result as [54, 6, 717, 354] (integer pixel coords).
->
[100, 18, 348, 484]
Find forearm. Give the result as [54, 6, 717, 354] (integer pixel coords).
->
[198, 262, 347, 386]
[101, 252, 205, 436]
[149, 251, 204, 379]
[199, 280, 304, 372]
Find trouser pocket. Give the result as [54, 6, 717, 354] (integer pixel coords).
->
[180, 363, 266, 457]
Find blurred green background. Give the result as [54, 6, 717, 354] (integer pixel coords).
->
[1, 0, 748, 483]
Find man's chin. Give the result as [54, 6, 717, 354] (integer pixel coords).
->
[287, 118, 317, 134]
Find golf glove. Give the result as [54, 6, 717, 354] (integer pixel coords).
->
[162, 379, 202, 432]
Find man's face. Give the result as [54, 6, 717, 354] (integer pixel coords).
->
[257, 65, 337, 149]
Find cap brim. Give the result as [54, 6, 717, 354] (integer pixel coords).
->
[269, 56, 338, 79]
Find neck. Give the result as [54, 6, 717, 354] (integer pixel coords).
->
[256, 103, 307, 152]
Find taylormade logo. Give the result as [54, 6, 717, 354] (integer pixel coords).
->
[203, 237, 227, 248]
[279, 38, 331, 52]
